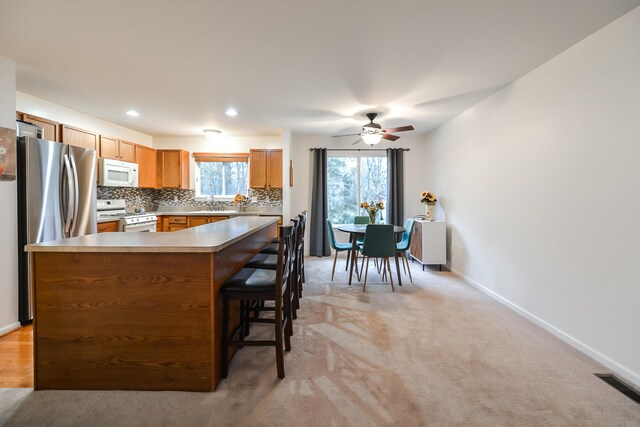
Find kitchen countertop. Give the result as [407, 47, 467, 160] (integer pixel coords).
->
[96, 209, 283, 223]
[26, 216, 277, 253]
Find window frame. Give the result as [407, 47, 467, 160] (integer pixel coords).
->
[327, 151, 388, 225]
[193, 152, 249, 200]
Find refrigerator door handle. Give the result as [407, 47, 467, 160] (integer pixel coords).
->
[63, 154, 74, 237]
[69, 154, 80, 234]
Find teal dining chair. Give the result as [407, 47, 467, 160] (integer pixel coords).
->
[354, 216, 369, 224]
[327, 219, 353, 281]
[396, 218, 415, 283]
[346, 215, 370, 270]
[359, 224, 396, 292]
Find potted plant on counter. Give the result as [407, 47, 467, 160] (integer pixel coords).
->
[234, 193, 248, 212]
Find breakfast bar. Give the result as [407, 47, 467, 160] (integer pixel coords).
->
[25, 216, 278, 392]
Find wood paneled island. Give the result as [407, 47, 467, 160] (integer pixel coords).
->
[25, 216, 278, 392]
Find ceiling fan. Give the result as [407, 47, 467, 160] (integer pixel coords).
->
[333, 113, 415, 146]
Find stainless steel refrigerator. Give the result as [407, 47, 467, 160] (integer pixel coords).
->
[17, 123, 97, 324]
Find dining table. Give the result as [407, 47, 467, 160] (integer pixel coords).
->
[337, 224, 406, 287]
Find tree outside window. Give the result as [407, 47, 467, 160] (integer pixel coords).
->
[327, 155, 387, 224]
[195, 153, 248, 197]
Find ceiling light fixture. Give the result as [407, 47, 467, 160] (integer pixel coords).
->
[362, 132, 382, 146]
[203, 129, 222, 139]
[126, 110, 139, 117]
[225, 108, 238, 117]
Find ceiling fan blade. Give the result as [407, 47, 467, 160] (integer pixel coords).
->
[382, 125, 414, 133]
[382, 133, 400, 141]
[351, 138, 363, 145]
[333, 133, 362, 138]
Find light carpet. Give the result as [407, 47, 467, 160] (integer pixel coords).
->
[1, 256, 639, 426]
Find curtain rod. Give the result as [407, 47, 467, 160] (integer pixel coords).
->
[308, 148, 410, 152]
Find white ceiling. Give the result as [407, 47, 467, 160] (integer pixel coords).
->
[0, 0, 638, 137]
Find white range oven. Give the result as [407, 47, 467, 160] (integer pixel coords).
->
[97, 199, 157, 233]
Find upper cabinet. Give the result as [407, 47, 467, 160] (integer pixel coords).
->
[100, 136, 136, 163]
[157, 149, 190, 189]
[136, 145, 157, 188]
[61, 125, 98, 151]
[21, 113, 61, 142]
[249, 149, 282, 189]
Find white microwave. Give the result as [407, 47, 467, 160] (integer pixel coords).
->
[98, 158, 139, 187]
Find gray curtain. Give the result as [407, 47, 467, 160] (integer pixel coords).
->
[310, 148, 330, 256]
[387, 148, 404, 226]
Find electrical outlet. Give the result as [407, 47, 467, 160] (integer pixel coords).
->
[173, 195, 179, 202]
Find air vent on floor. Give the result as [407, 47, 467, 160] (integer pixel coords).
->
[595, 374, 640, 404]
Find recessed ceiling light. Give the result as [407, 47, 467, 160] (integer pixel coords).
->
[225, 108, 238, 117]
[126, 110, 139, 117]
[203, 129, 222, 139]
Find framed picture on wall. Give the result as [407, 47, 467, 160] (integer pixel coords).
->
[0, 127, 16, 181]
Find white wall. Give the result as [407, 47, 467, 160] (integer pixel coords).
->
[290, 134, 427, 251]
[0, 56, 18, 335]
[153, 135, 283, 190]
[17, 92, 153, 147]
[425, 7, 640, 386]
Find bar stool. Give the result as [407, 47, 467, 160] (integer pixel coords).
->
[220, 225, 295, 379]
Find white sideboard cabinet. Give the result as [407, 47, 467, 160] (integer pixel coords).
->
[409, 220, 446, 270]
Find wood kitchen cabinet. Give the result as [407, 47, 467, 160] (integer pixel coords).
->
[156, 216, 163, 232]
[187, 216, 230, 228]
[22, 114, 61, 142]
[249, 149, 282, 189]
[187, 216, 208, 228]
[163, 216, 187, 232]
[97, 221, 119, 233]
[61, 125, 99, 151]
[157, 150, 190, 189]
[99, 136, 136, 162]
[136, 145, 157, 188]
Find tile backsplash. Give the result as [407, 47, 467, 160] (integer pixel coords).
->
[96, 186, 282, 212]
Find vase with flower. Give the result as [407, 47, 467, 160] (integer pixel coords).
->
[234, 193, 248, 212]
[420, 191, 437, 221]
[360, 200, 385, 224]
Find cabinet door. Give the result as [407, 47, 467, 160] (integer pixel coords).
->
[410, 221, 422, 262]
[62, 125, 98, 151]
[97, 221, 119, 233]
[188, 216, 208, 228]
[16, 111, 22, 120]
[249, 149, 267, 188]
[23, 114, 60, 142]
[156, 216, 163, 232]
[180, 150, 190, 189]
[136, 145, 157, 188]
[99, 136, 119, 160]
[168, 224, 187, 232]
[267, 149, 282, 188]
[207, 216, 229, 223]
[119, 140, 136, 163]
[160, 151, 182, 188]
[158, 150, 190, 189]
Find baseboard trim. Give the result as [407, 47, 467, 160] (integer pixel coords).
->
[0, 322, 21, 338]
[447, 265, 640, 389]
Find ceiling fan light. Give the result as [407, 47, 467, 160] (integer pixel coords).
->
[362, 133, 382, 145]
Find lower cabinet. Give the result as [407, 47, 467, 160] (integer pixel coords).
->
[97, 221, 119, 233]
[161, 215, 231, 231]
[409, 220, 446, 269]
[187, 216, 208, 228]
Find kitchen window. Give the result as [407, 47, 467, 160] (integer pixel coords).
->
[327, 153, 387, 224]
[194, 153, 248, 198]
